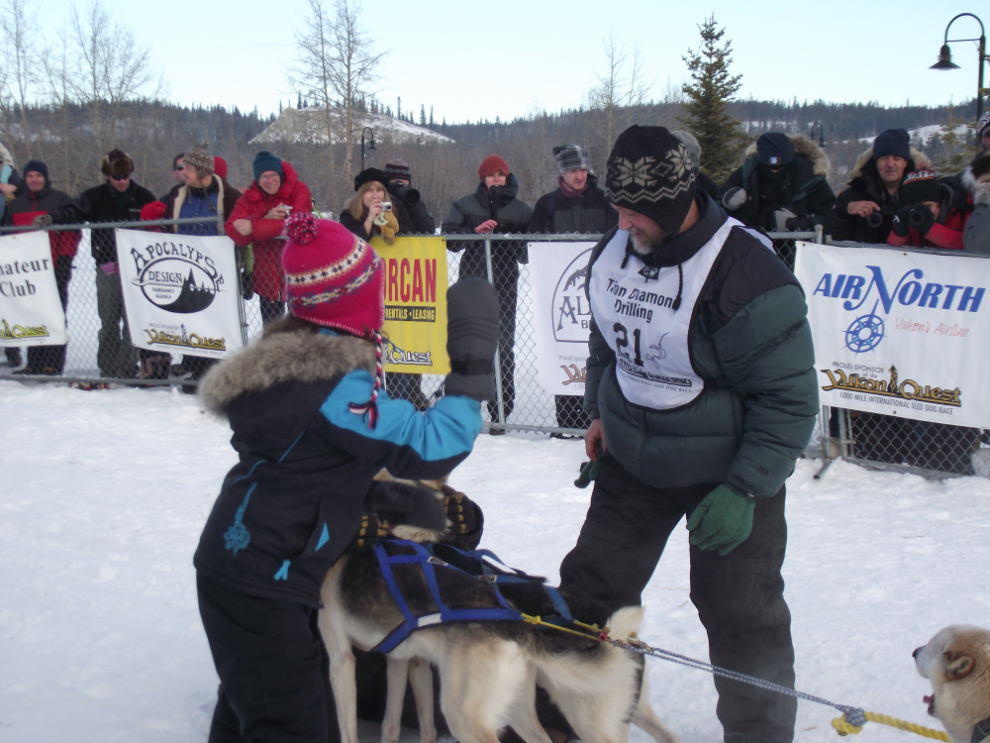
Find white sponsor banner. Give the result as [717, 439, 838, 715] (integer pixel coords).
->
[794, 241, 990, 427]
[528, 241, 596, 395]
[116, 229, 244, 360]
[0, 230, 66, 346]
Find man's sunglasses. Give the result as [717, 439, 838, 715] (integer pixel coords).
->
[111, 174, 130, 181]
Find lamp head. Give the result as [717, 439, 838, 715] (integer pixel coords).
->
[930, 44, 961, 70]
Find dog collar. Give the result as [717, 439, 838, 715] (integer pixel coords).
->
[972, 717, 990, 743]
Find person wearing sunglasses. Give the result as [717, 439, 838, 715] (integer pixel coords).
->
[43, 149, 156, 380]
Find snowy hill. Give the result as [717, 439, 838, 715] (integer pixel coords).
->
[251, 106, 455, 146]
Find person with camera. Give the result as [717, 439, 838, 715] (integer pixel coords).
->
[226, 151, 313, 324]
[383, 159, 435, 234]
[827, 128, 927, 243]
[442, 155, 533, 431]
[719, 132, 835, 232]
[886, 170, 970, 250]
[339, 168, 415, 244]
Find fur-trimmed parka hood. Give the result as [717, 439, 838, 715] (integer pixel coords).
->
[846, 145, 928, 184]
[962, 150, 990, 206]
[199, 328, 376, 419]
[743, 134, 831, 177]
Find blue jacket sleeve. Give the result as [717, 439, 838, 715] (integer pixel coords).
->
[317, 370, 483, 479]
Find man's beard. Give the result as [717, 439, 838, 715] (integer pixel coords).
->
[630, 227, 666, 254]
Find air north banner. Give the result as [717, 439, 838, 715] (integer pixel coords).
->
[115, 229, 244, 360]
[0, 230, 66, 347]
[794, 241, 990, 428]
[370, 236, 450, 375]
[527, 241, 597, 395]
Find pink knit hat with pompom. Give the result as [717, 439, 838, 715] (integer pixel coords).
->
[281, 212, 385, 337]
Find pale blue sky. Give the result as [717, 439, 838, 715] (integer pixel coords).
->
[23, 0, 990, 124]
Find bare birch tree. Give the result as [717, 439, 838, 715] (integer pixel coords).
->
[1, 0, 36, 143]
[289, 0, 383, 207]
[586, 34, 654, 155]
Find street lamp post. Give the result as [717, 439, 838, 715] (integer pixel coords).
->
[360, 127, 376, 172]
[809, 121, 826, 149]
[930, 13, 988, 138]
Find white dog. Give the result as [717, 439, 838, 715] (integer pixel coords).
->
[914, 625, 990, 743]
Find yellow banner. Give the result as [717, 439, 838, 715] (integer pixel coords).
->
[370, 235, 450, 375]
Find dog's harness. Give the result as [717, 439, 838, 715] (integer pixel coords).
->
[370, 539, 574, 653]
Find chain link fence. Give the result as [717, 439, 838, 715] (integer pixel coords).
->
[3, 221, 986, 478]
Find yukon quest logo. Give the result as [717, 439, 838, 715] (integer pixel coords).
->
[129, 241, 224, 314]
[552, 248, 593, 342]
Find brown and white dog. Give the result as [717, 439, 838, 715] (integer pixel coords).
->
[318, 474, 680, 743]
[914, 625, 990, 743]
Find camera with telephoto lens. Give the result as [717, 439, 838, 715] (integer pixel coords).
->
[908, 208, 929, 228]
[381, 201, 392, 212]
[866, 211, 884, 228]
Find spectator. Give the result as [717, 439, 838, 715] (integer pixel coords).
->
[0, 140, 23, 224]
[379, 159, 436, 410]
[672, 130, 720, 200]
[133, 201, 174, 381]
[161, 153, 185, 202]
[442, 155, 533, 431]
[163, 144, 241, 386]
[383, 159, 435, 234]
[2, 160, 80, 375]
[887, 170, 970, 250]
[528, 143, 617, 435]
[226, 151, 313, 324]
[49, 149, 156, 380]
[962, 111, 990, 254]
[340, 168, 415, 243]
[720, 132, 835, 232]
[827, 128, 926, 243]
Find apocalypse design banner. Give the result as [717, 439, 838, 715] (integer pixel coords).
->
[371, 236, 450, 375]
[528, 241, 597, 396]
[115, 229, 244, 359]
[0, 230, 66, 347]
[794, 242, 990, 427]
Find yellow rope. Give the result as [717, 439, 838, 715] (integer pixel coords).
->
[832, 712, 949, 741]
[523, 614, 949, 743]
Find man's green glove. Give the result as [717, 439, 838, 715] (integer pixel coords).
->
[574, 458, 603, 488]
[686, 484, 755, 556]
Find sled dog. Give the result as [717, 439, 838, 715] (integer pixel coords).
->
[914, 625, 990, 743]
[318, 480, 679, 743]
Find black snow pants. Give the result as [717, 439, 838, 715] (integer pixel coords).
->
[558, 453, 797, 743]
[197, 574, 339, 743]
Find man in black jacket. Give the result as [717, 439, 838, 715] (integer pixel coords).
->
[529, 144, 617, 434]
[720, 132, 835, 232]
[827, 129, 925, 243]
[383, 159, 436, 235]
[442, 155, 533, 430]
[51, 149, 156, 379]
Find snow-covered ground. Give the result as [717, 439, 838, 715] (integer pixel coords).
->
[1, 382, 988, 743]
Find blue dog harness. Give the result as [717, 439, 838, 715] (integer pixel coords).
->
[370, 539, 574, 653]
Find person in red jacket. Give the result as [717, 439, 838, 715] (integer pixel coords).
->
[225, 152, 312, 324]
[888, 170, 971, 250]
[1, 160, 81, 375]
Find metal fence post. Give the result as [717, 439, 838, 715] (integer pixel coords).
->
[483, 234, 505, 428]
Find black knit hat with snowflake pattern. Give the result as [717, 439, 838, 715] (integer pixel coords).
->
[605, 125, 697, 237]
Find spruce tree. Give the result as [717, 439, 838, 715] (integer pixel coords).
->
[931, 104, 978, 175]
[678, 16, 746, 184]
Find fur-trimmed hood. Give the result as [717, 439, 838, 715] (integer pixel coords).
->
[962, 150, 990, 206]
[846, 145, 928, 184]
[743, 134, 831, 177]
[199, 329, 376, 418]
